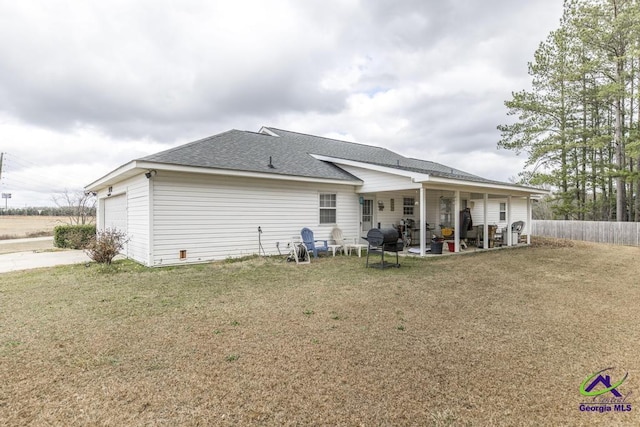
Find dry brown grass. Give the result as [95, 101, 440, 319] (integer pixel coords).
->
[1, 243, 640, 426]
[530, 235, 592, 248]
[0, 216, 63, 240]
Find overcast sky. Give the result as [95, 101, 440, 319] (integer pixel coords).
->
[0, 0, 564, 207]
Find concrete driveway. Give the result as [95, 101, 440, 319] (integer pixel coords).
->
[0, 237, 91, 273]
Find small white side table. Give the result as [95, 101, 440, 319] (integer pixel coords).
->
[327, 244, 342, 256]
[350, 244, 368, 258]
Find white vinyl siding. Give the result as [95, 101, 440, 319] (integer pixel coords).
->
[338, 165, 421, 193]
[151, 172, 358, 266]
[96, 174, 150, 266]
[469, 197, 529, 235]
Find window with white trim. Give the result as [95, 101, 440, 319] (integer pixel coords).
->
[403, 197, 415, 216]
[499, 202, 506, 221]
[319, 193, 337, 224]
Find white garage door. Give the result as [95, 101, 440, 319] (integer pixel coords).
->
[103, 194, 127, 234]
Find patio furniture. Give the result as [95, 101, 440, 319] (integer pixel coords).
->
[327, 244, 342, 256]
[350, 241, 368, 257]
[341, 235, 368, 257]
[300, 227, 329, 258]
[475, 225, 498, 248]
[330, 227, 348, 255]
[465, 227, 478, 247]
[441, 227, 454, 239]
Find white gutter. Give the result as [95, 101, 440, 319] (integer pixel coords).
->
[311, 154, 548, 196]
[417, 175, 549, 196]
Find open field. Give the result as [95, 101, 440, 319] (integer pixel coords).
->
[1, 241, 639, 426]
[0, 215, 65, 240]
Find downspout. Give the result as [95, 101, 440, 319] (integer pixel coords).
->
[483, 193, 489, 249]
[419, 187, 426, 256]
[527, 196, 532, 245]
[454, 190, 460, 252]
[125, 186, 130, 258]
[507, 195, 512, 246]
[98, 197, 105, 232]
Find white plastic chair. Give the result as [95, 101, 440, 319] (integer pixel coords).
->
[330, 227, 349, 255]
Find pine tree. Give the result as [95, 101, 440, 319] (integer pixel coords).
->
[499, 0, 640, 221]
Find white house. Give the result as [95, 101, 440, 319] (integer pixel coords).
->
[85, 127, 547, 266]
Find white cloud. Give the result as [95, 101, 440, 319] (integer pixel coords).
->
[0, 0, 564, 206]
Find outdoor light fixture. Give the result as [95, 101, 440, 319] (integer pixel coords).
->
[378, 200, 385, 211]
[145, 170, 157, 179]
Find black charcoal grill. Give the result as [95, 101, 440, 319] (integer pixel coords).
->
[364, 228, 402, 269]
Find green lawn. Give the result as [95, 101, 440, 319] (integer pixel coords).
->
[1, 241, 639, 426]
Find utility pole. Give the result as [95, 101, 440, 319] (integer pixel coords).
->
[0, 153, 5, 214]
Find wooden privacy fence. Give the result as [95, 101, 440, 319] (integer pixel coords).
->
[531, 220, 640, 246]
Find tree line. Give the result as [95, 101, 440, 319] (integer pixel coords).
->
[499, 0, 640, 221]
[0, 190, 96, 225]
[0, 206, 96, 218]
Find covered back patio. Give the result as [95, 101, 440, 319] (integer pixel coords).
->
[360, 186, 538, 256]
[322, 157, 547, 256]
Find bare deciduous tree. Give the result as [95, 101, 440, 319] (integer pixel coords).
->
[52, 189, 96, 225]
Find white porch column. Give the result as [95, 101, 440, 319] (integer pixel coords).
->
[483, 193, 488, 249]
[507, 195, 513, 246]
[527, 196, 532, 244]
[454, 190, 460, 252]
[419, 187, 426, 256]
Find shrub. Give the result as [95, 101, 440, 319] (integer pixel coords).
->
[53, 224, 97, 249]
[84, 229, 129, 264]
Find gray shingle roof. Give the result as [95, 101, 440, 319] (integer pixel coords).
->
[139, 129, 360, 181]
[138, 127, 507, 186]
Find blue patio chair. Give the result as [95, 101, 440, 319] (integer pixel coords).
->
[300, 227, 329, 258]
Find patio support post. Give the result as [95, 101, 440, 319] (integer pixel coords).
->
[419, 187, 426, 256]
[454, 190, 460, 252]
[527, 195, 532, 244]
[483, 193, 488, 249]
[507, 195, 513, 246]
